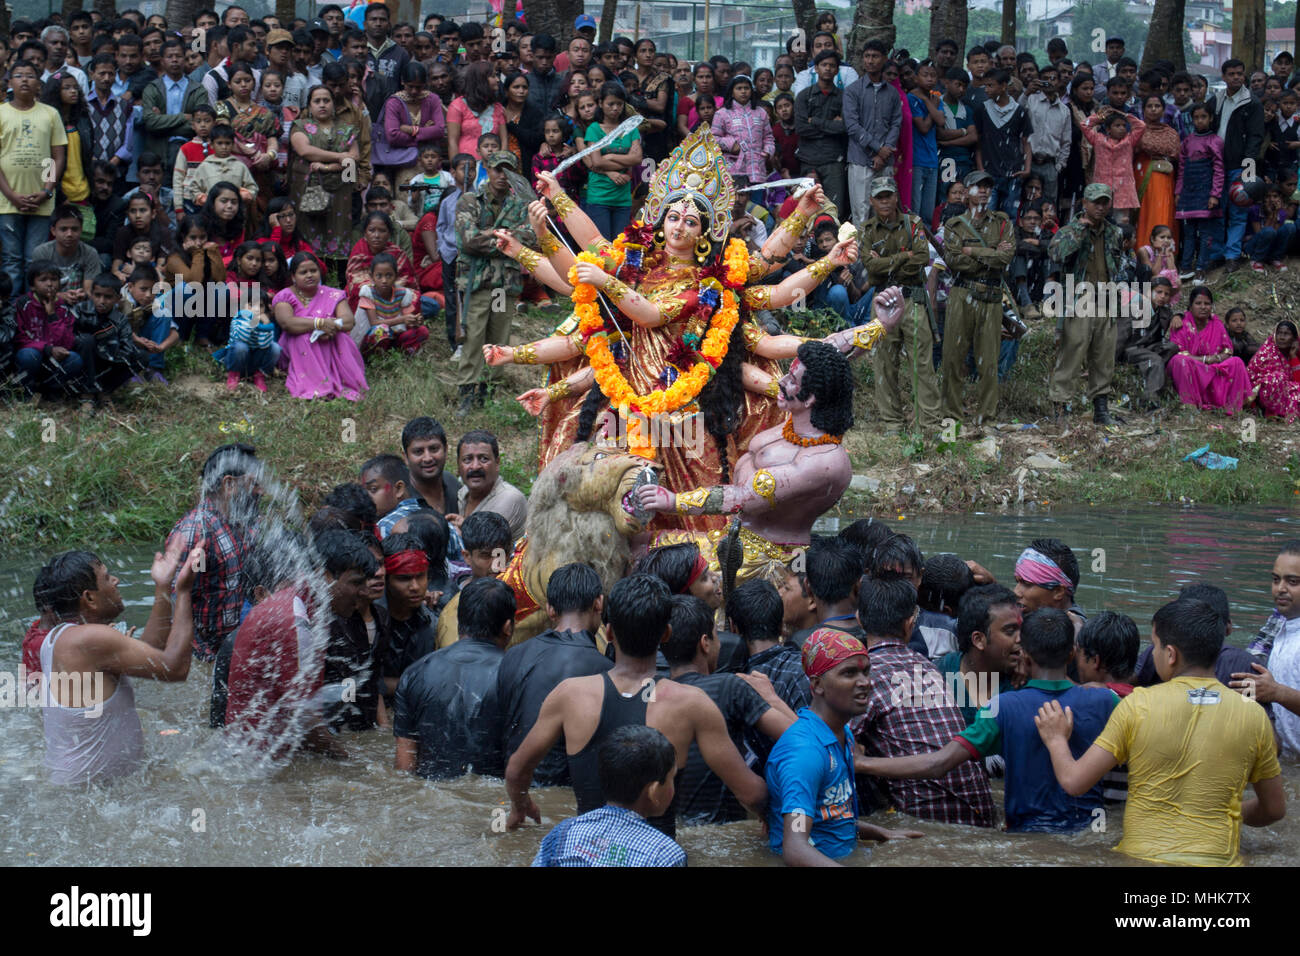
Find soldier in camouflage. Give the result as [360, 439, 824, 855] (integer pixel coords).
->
[940, 169, 1015, 426]
[453, 150, 538, 418]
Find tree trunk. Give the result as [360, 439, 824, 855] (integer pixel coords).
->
[846, 0, 895, 67]
[791, 0, 818, 51]
[598, 0, 617, 42]
[1231, 0, 1265, 72]
[928, 0, 968, 61]
[1001, 0, 1015, 46]
[521, 0, 585, 42]
[164, 0, 206, 33]
[277, 0, 296, 29]
[1141, 0, 1186, 71]
[96, 0, 117, 20]
[62, 0, 84, 22]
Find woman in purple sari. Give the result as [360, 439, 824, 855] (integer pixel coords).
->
[1167, 286, 1251, 414]
[271, 252, 369, 401]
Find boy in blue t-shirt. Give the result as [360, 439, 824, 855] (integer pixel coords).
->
[858, 608, 1118, 832]
[907, 62, 943, 225]
[533, 725, 686, 867]
[766, 629, 922, 866]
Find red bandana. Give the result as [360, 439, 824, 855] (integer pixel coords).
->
[682, 553, 709, 593]
[802, 628, 868, 678]
[384, 549, 430, 576]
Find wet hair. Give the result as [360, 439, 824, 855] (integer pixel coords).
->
[635, 541, 704, 595]
[1178, 582, 1231, 630]
[201, 442, 258, 494]
[663, 593, 716, 664]
[323, 482, 378, 528]
[400, 416, 447, 453]
[598, 724, 677, 805]
[607, 573, 673, 657]
[314, 529, 380, 578]
[805, 536, 862, 606]
[1020, 608, 1074, 669]
[37, 550, 102, 616]
[459, 510, 511, 554]
[457, 577, 516, 641]
[545, 562, 603, 614]
[404, 512, 450, 570]
[956, 584, 1019, 654]
[1152, 598, 1224, 668]
[794, 342, 854, 435]
[240, 526, 305, 604]
[725, 578, 784, 646]
[381, 530, 426, 567]
[919, 554, 974, 614]
[857, 577, 918, 638]
[838, 518, 893, 571]
[360, 453, 409, 487]
[1077, 610, 1139, 679]
[1029, 537, 1079, 592]
[869, 533, 923, 582]
[457, 428, 499, 459]
[309, 505, 361, 535]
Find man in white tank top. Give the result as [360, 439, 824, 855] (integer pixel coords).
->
[38, 538, 204, 786]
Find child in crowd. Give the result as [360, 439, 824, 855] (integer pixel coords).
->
[259, 241, 288, 292]
[912, 553, 973, 659]
[437, 153, 473, 356]
[1225, 307, 1259, 364]
[407, 142, 455, 216]
[531, 116, 584, 204]
[934, 180, 964, 232]
[1246, 184, 1296, 272]
[533, 725, 686, 867]
[1115, 275, 1178, 407]
[73, 272, 149, 401]
[121, 264, 178, 383]
[13, 264, 88, 405]
[174, 103, 216, 219]
[226, 241, 265, 309]
[691, 92, 717, 132]
[472, 131, 501, 192]
[776, 567, 818, 640]
[122, 236, 163, 281]
[1261, 97, 1284, 183]
[355, 252, 427, 357]
[1279, 89, 1300, 175]
[29, 205, 101, 308]
[1174, 102, 1224, 281]
[370, 171, 418, 235]
[1137, 224, 1180, 300]
[771, 92, 798, 180]
[1081, 107, 1145, 223]
[1010, 201, 1049, 319]
[1074, 610, 1139, 696]
[123, 152, 177, 230]
[112, 193, 174, 282]
[458, 510, 512, 585]
[214, 291, 280, 392]
[192, 124, 258, 207]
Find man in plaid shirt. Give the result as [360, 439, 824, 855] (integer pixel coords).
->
[851, 577, 997, 827]
[167, 443, 261, 661]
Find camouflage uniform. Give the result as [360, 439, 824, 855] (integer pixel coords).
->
[1047, 211, 1125, 405]
[861, 206, 939, 432]
[941, 208, 1014, 422]
[454, 152, 538, 389]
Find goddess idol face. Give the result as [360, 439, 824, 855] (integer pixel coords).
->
[662, 198, 705, 258]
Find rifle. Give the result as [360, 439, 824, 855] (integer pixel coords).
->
[925, 210, 1025, 339]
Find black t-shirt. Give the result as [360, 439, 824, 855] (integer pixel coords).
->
[322, 606, 388, 731]
[393, 638, 505, 779]
[714, 629, 748, 674]
[382, 602, 439, 682]
[789, 618, 866, 650]
[670, 671, 771, 825]
[497, 628, 612, 787]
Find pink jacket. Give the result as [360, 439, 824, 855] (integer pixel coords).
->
[1081, 113, 1146, 208]
[712, 103, 775, 184]
[446, 96, 507, 158]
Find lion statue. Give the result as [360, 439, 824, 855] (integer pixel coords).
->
[435, 443, 656, 648]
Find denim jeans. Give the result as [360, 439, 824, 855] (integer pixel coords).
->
[1180, 219, 1218, 271]
[0, 214, 52, 294]
[1246, 222, 1297, 263]
[139, 309, 174, 371]
[812, 282, 851, 324]
[583, 202, 631, 241]
[222, 341, 281, 375]
[16, 346, 85, 392]
[911, 166, 939, 224]
[990, 175, 1022, 218]
[1222, 169, 1248, 261]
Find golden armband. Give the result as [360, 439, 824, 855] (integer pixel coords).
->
[853, 321, 886, 352]
[675, 487, 727, 514]
[744, 285, 773, 310]
[546, 379, 571, 401]
[604, 278, 633, 304]
[515, 342, 539, 365]
[539, 234, 562, 256]
[752, 469, 777, 505]
[780, 210, 811, 238]
[764, 377, 780, 399]
[517, 247, 541, 272]
[551, 192, 578, 218]
[808, 257, 836, 282]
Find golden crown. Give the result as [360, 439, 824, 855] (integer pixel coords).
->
[644, 125, 735, 244]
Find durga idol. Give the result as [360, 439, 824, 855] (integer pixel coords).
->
[486, 125, 901, 532]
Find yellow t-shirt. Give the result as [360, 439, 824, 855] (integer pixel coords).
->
[0, 101, 69, 217]
[1094, 675, 1281, 867]
[62, 128, 89, 203]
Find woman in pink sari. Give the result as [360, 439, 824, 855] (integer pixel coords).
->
[1247, 320, 1300, 421]
[886, 61, 912, 212]
[1167, 286, 1251, 414]
[271, 252, 368, 401]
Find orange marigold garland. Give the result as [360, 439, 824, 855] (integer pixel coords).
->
[565, 235, 744, 459]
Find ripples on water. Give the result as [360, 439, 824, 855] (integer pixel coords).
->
[2, 507, 1298, 866]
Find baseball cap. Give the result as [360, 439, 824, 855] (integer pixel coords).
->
[308, 18, 330, 35]
[292, 28, 313, 46]
[963, 169, 994, 188]
[870, 177, 898, 197]
[1083, 182, 1113, 202]
[266, 28, 294, 47]
[575, 14, 597, 31]
[486, 150, 520, 171]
